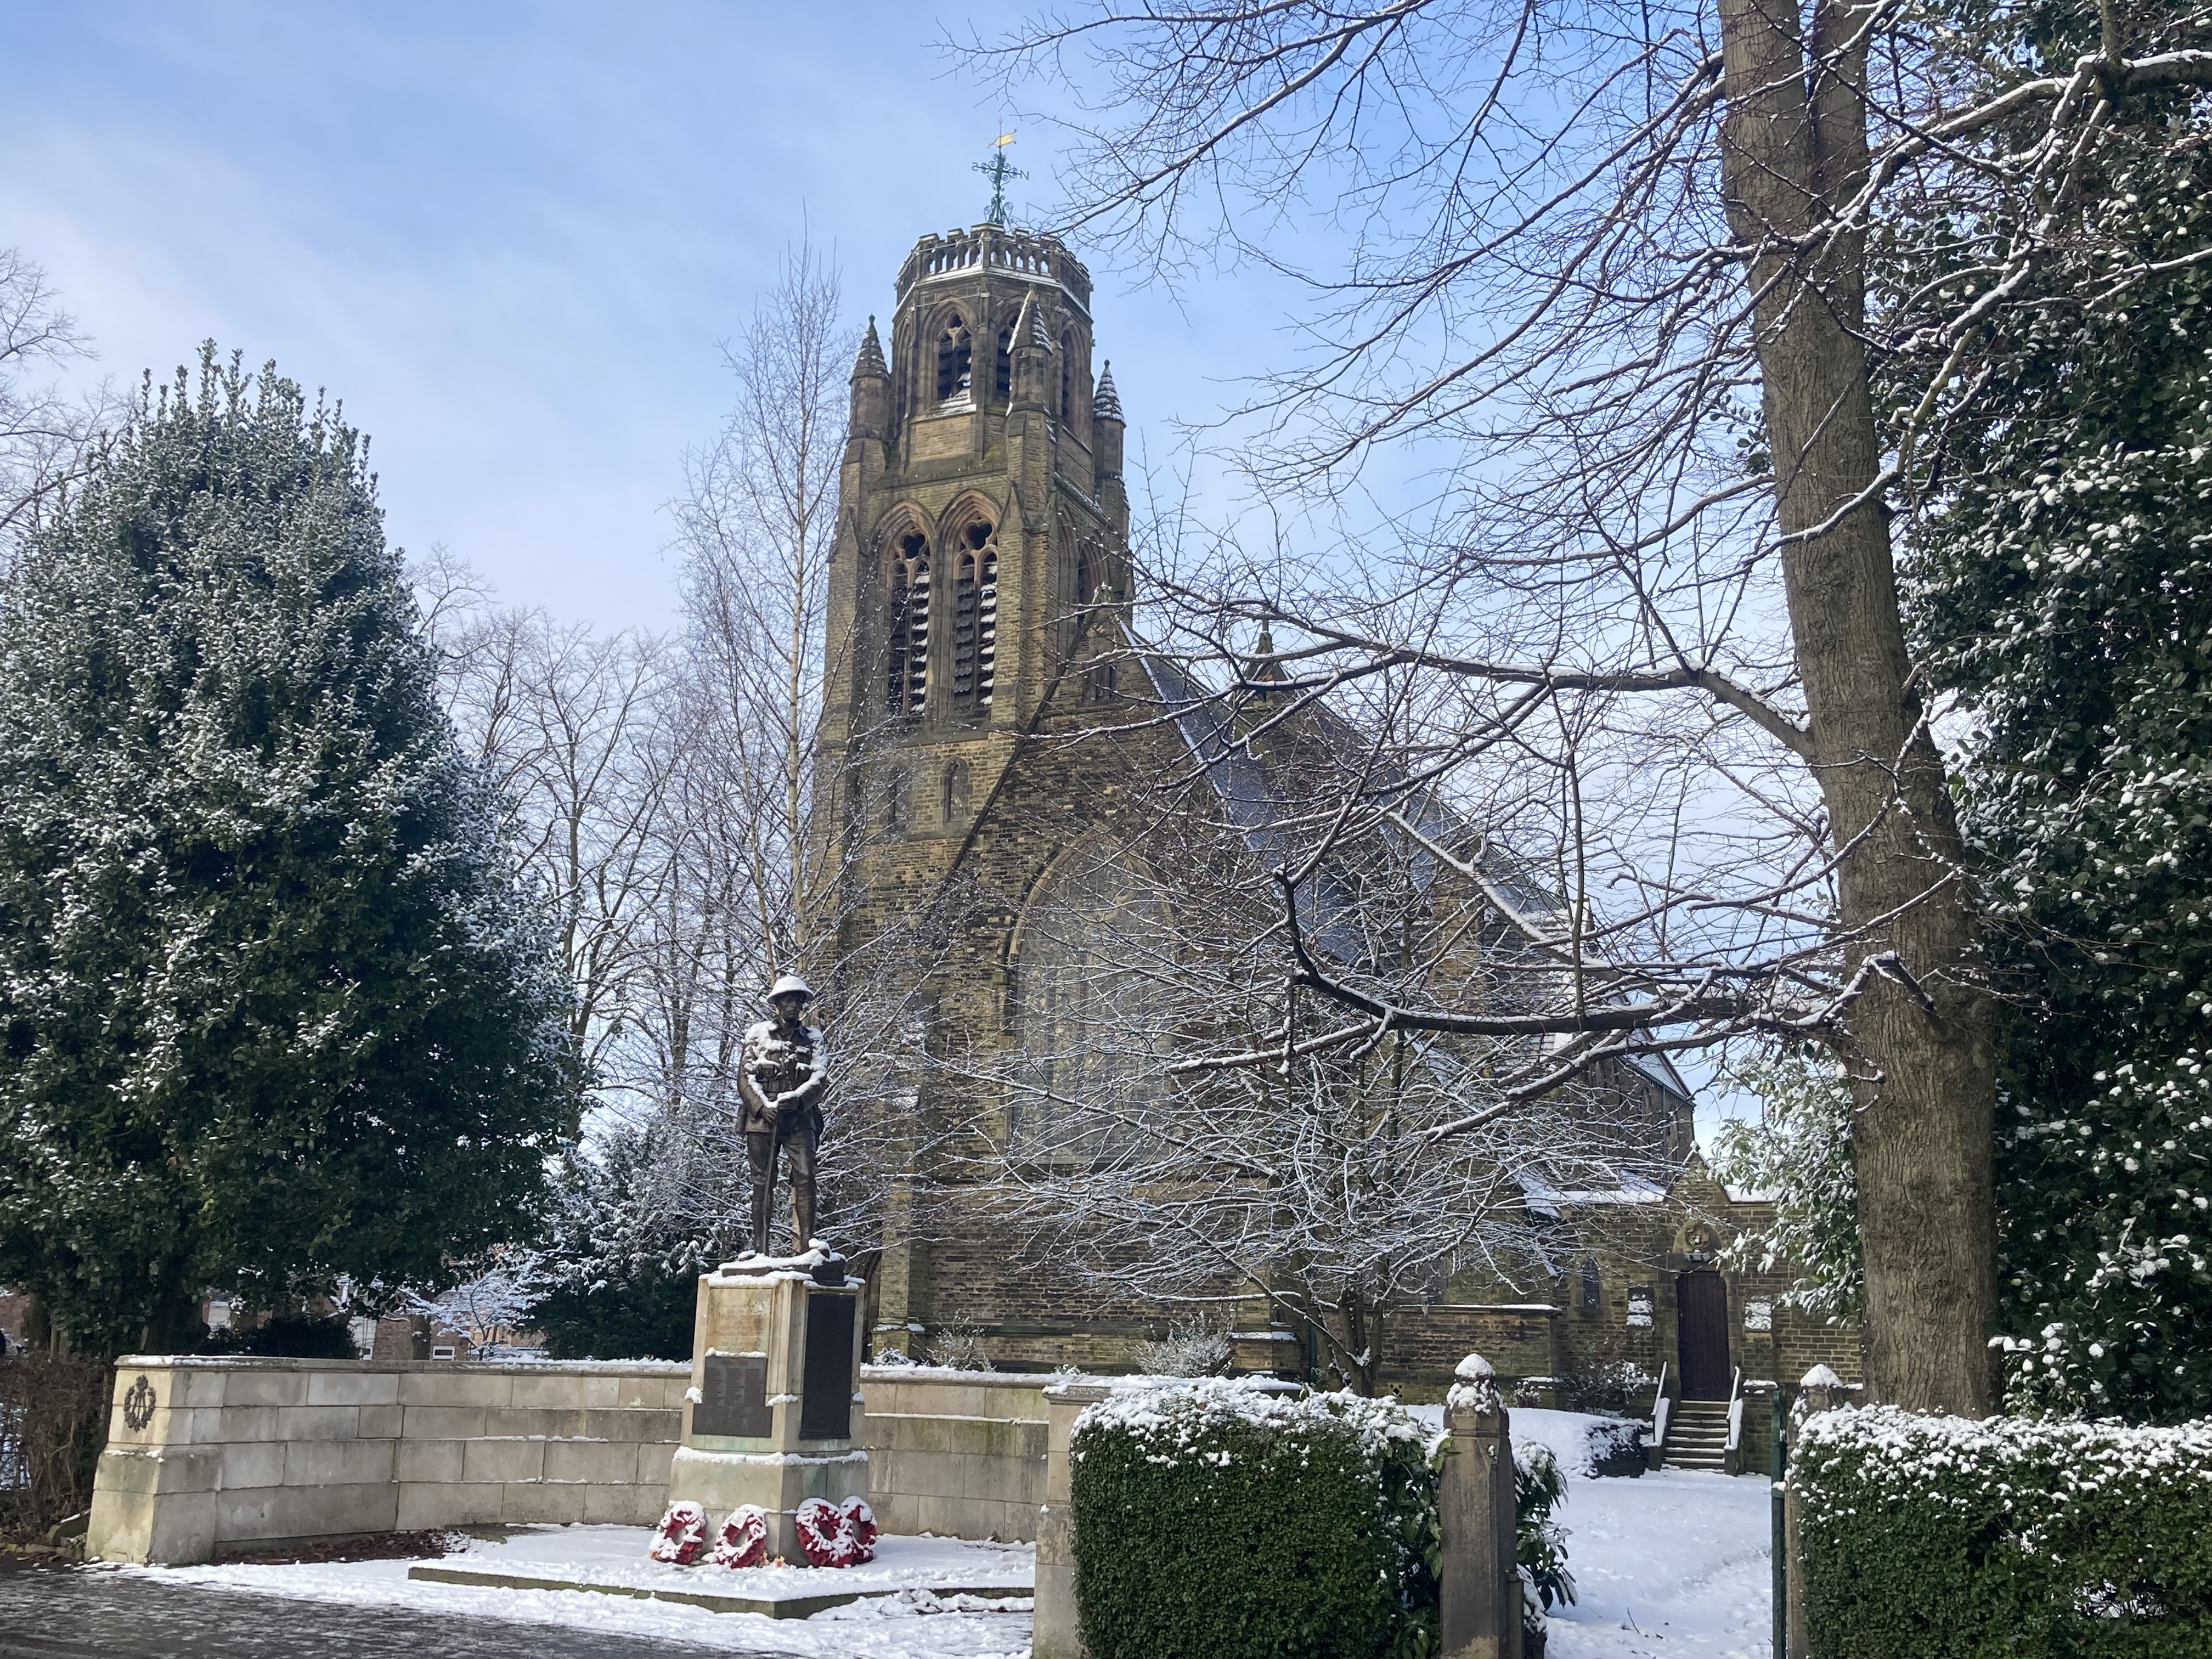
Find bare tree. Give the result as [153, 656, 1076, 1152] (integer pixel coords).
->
[427, 586, 678, 1112]
[0, 249, 115, 563]
[963, 0, 2212, 1413]
[636, 244, 933, 1264]
[935, 721, 1674, 1394]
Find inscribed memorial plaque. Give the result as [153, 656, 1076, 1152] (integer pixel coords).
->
[693, 1351, 772, 1438]
[799, 1293, 856, 1441]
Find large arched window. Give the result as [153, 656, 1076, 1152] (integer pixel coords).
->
[935, 312, 973, 403]
[949, 518, 998, 710]
[1011, 849, 1170, 1155]
[994, 325, 1013, 405]
[885, 528, 930, 716]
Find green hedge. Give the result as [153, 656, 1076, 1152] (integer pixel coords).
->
[1794, 1405, 2212, 1657]
[1070, 1380, 1440, 1659]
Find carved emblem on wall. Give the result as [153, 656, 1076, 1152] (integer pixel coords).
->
[122, 1374, 156, 1431]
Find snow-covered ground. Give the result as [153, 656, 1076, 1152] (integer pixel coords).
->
[1409, 1402, 1776, 1658]
[129, 1529, 1036, 1658]
[121, 1407, 1770, 1658]
[1538, 1467, 1774, 1658]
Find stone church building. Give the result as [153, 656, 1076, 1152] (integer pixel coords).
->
[808, 222, 1863, 1418]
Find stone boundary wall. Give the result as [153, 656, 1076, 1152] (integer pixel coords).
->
[88, 1357, 1060, 1563]
[88, 1356, 689, 1566]
[859, 1365, 1050, 1542]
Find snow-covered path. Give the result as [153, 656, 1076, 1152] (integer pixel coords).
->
[1539, 1468, 1774, 1659]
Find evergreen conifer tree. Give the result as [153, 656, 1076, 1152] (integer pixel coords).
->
[0, 352, 578, 1353]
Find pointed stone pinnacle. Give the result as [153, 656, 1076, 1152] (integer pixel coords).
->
[1093, 360, 1122, 421]
[852, 315, 887, 379]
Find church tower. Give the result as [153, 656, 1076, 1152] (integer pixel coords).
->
[815, 227, 1138, 1355]
[820, 225, 1127, 813]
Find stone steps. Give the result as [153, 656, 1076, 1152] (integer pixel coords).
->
[1658, 1402, 1733, 1471]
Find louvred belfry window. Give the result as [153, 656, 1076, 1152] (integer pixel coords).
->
[950, 522, 998, 709]
[886, 532, 930, 716]
[936, 313, 972, 402]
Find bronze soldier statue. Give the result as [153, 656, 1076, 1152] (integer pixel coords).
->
[738, 974, 827, 1256]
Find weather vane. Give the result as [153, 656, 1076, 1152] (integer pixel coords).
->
[975, 132, 1026, 228]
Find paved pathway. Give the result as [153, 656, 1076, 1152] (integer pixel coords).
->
[0, 1564, 805, 1659]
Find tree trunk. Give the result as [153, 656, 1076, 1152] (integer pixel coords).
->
[1718, 0, 1997, 1414]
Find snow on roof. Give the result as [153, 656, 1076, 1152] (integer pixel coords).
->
[1517, 1170, 1672, 1217]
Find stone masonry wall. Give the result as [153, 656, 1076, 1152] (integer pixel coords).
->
[87, 1357, 687, 1565]
[859, 1366, 1049, 1542]
[87, 1356, 1057, 1564]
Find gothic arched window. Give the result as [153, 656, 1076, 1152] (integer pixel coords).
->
[886, 529, 930, 716]
[949, 520, 998, 710]
[942, 758, 971, 828]
[1012, 849, 1170, 1156]
[935, 313, 973, 402]
[1059, 331, 1080, 426]
[994, 326, 1013, 405]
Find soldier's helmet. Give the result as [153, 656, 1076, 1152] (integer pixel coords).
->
[768, 973, 814, 1003]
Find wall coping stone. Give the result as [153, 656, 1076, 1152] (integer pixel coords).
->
[112, 1356, 690, 1375]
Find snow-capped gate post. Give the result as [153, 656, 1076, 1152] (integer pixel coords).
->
[1035, 1376, 1109, 1659]
[1440, 1354, 1522, 1659]
[1783, 1365, 1850, 1659]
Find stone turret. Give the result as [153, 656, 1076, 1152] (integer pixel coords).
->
[1009, 291, 1055, 411]
[1093, 362, 1124, 482]
[848, 316, 890, 441]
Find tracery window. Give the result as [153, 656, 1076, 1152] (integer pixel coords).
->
[1011, 849, 1170, 1156]
[950, 520, 998, 709]
[935, 313, 973, 402]
[886, 529, 930, 716]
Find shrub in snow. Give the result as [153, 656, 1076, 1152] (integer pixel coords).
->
[926, 1314, 992, 1371]
[1134, 1310, 1235, 1377]
[794, 1496, 878, 1567]
[1513, 1440, 1577, 1618]
[1793, 1406, 2212, 1655]
[1582, 1417, 1646, 1478]
[1070, 1379, 1440, 1659]
[648, 1502, 707, 1565]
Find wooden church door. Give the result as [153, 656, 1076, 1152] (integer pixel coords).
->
[1676, 1271, 1731, 1400]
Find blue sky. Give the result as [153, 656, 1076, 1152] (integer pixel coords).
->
[0, 2, 1284, 632]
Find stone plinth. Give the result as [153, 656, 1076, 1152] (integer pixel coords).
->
[667, 1252, 869, 1563]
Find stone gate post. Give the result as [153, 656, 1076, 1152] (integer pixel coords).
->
[1440, 1353, 1523, 1659]
[1033, 1378, 1108, 1659]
